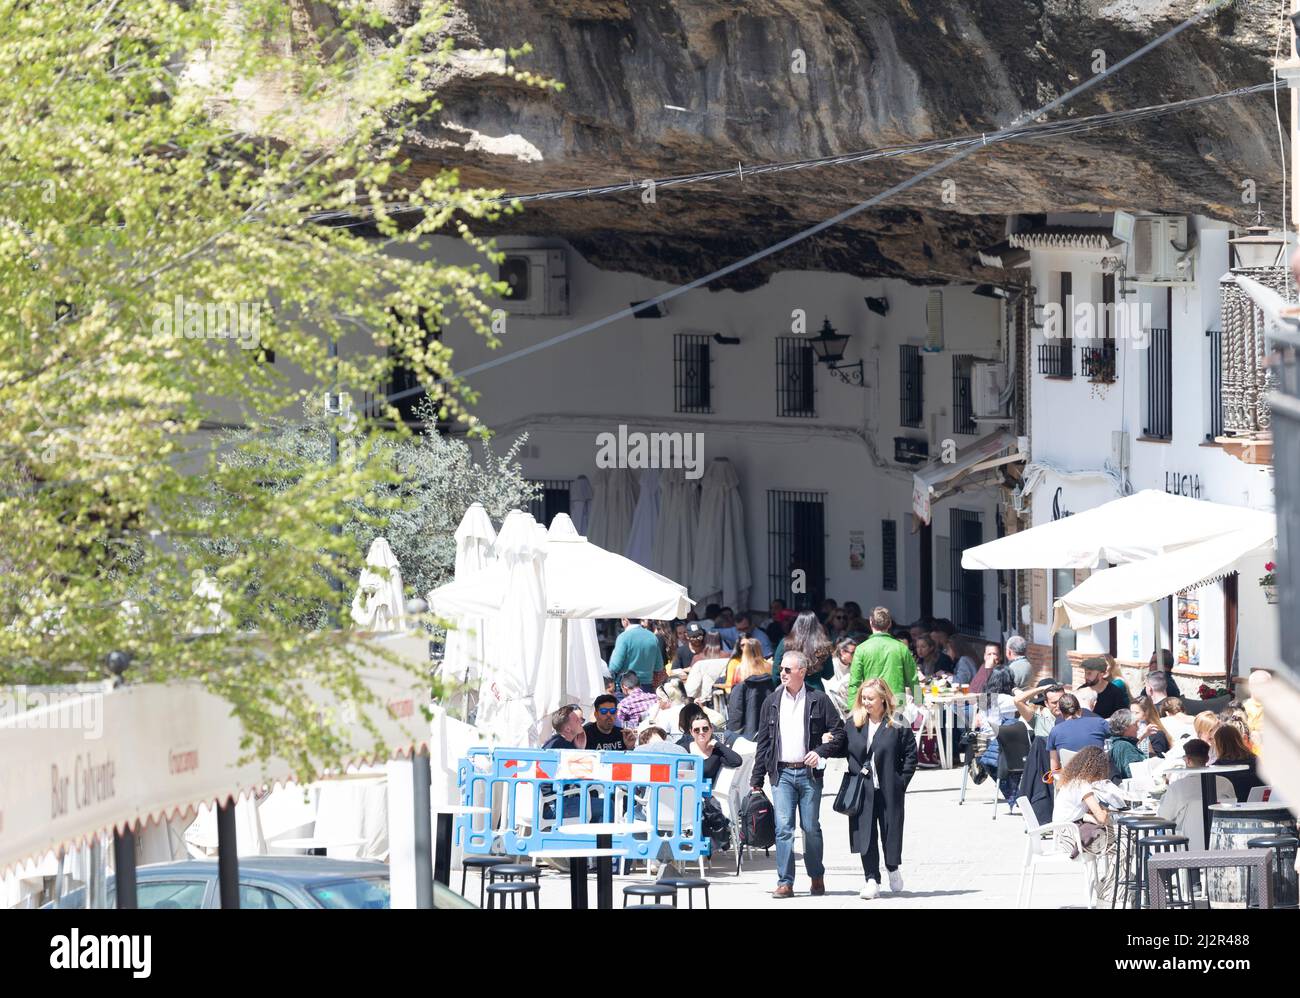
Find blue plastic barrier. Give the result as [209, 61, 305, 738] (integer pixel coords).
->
[456, 747, 711, 861]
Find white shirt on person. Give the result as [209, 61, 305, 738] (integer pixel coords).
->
[1158, 771, 1236, 850]
[866, 718, 883, 788]
[778, 685, 808, 763]
[1052, 778, 1124, 825]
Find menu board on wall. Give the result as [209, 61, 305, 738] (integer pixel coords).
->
[1176, 593, 1201, 667]
[1031, 569, 1047, 626]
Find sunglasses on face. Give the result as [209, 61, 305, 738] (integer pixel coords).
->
[692, 726, 711, 734]
[780, 667, 794, 674]
[597, 707, 617, 715]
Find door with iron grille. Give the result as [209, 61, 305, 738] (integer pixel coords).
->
[949, 509, 984, 633]
[768, 490, 826, 611]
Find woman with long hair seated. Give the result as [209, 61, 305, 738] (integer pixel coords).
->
[771, 611, 834, 691]
[1051, 745, 1123, 903]
[826, 678, 918, 900]
[726, 639, 776, 743]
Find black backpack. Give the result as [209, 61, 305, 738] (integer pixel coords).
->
[738, 788, 776, 849]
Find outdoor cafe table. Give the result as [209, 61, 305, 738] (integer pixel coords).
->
[920, 690, 982, 769]
[433, 805, 493, 889]
[548, 820, 653, 909]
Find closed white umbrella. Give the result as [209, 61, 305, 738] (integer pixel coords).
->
[474, 511, 548, 748]
[569, 475, 593, 535]
[690, 458, 751, 610]
[587, 467, 638, 557]
[350, 537, 406, 632]
[624, 468, 660, 569]
[440, 504, 497, 705]
[534, 515, 606, 742]
[654, 467, 699, 585]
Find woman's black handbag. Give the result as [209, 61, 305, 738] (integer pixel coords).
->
[832, 771, 868, 816]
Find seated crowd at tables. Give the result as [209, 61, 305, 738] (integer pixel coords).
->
[539, 601, 1267, 900]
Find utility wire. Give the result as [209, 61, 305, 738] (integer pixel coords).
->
[379, 0, 1234, 399]
[313, 79, 1276, 223]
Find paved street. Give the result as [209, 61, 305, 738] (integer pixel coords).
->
[522, 761, 1087, 910]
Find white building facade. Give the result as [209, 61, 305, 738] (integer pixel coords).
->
[1016, 212, 1279, 688]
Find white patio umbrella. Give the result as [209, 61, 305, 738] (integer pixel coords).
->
[961, 490, 1272, 570]
[654, 467, 699, 585]
[439, 504, 497, 711]
[624, 468, 660, 569]
[569, 475, 593, 534]
[350, 537, 407, 632]
[690, 458, 751, 610]
[587, 467, 638, 557]
[473, 510, 548, 748]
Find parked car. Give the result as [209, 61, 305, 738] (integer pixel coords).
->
[43, 855, 476, 909]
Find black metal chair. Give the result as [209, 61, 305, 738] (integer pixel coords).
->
[485, 881, 541, 909]
[462, 856, 513, 907]
[1246, 835, 1299, 909]
[654, 876, 711, 908]
[623, 882, 678, 907]
[992, 723, 1030, 820]
[1136, 834, 1189, 908]
[1113, 817, 1175, 909]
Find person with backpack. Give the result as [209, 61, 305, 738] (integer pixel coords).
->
[750, 650, 845, 898]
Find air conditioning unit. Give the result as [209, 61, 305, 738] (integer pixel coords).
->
[498, 249, 569, 316]
[1131, 216, 1194, 285]
[971, 361, 1008, 418]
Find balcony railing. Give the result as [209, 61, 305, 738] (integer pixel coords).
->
[1037, 339, 1073, 379]
[1081, 341, 1117, 383]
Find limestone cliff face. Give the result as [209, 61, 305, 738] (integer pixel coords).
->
[356, 1, 1286, 285]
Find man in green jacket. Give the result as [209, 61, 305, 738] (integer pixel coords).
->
[846, 607, 918, 708]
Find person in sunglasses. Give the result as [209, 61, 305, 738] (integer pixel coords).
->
[584, 694, 627, 751]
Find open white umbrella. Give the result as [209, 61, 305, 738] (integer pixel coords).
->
[350, 537, 406, 632]
[654, 467, 699, 585]
[474, 510, 548, 748]
[439, 504, 497, 710]
[624, 468, 660, 569]
[690, 458, 751, 610]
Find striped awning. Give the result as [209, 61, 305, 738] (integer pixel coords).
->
[1008, 227, 1120, 252]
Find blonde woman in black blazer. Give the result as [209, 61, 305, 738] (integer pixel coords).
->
[827, 677, 917, 899]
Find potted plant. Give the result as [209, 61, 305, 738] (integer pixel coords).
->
[1259, 561, 1278, 604]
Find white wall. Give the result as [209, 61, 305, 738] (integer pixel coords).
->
[400, 235, 1008, 628]
[1025, 216, 1278, 674]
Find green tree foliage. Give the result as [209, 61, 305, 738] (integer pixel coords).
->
[0, 0, 553, 774]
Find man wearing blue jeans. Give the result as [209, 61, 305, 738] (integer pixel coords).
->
[751, 650, 845, 898]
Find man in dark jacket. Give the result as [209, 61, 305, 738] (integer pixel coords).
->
[751, 650, 846, 898]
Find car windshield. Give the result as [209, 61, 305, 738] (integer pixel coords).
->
[308, 876, 392, 909]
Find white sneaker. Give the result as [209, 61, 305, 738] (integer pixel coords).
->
[888, 869, 904, 894]
[859, 880, 880, 900]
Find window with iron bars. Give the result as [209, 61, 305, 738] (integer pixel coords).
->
[1206, 328, 1223, 441]
[775, 337, 817, 417]
[882, 519, 898, 591]
[1039, 271, 1074, 379]
[528, 479, 571, 527]
[948, 508, 984, 633]
[768, 490, 826, 611]
[1144, 327, 1172, 440]
[900, 345, 923, 427]
[673, 333, 712, 413]
[1081, 341, 1117, 383]
[952, 354, 976, 435]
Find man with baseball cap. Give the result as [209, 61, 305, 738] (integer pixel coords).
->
[1077, 656, 1130, 719]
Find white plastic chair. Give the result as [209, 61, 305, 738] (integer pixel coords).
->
[1246, 786, 1275, 803]
[711, 741, 756, 874]
[1058, 748, 1078, 771]
[1017, 807, 1100, 909]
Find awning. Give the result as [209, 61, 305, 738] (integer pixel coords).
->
[0, 633, 431, 875]
[912, 430, 1025, 524]
[961, 490, 1274, 570]
[1053, 523, 1274, 630]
